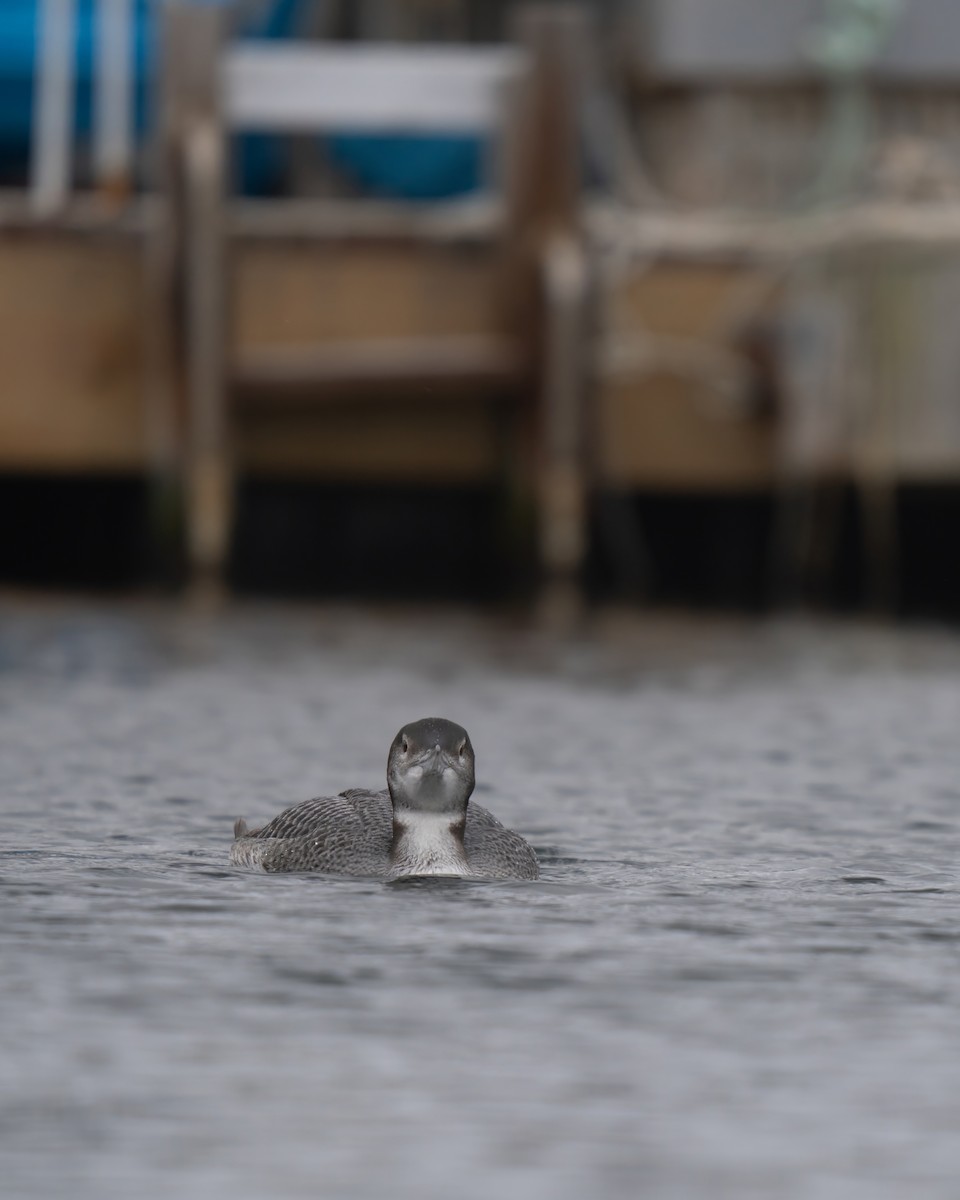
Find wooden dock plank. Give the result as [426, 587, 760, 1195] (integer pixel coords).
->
[232, 336, 524, 401]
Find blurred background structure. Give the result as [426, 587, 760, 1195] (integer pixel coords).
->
[3, 0, 960, 614]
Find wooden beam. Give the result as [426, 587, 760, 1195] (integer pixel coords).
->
[232, 336, 526, 404]
[229, 197, 501, 244]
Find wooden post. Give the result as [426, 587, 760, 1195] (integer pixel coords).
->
[539, 233, 590, 582]
[160, 3, 230, 596]
[504, 6, 591, 614]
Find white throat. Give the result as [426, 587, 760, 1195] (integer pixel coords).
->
[389, 811, 468, 879]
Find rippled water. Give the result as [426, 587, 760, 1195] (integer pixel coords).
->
[2, 598, 959, 1199]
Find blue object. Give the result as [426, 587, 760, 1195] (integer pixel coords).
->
[0, 0, 303, 192]
[0, 0, 485, 199]
[326, 132, 486, 201]
[0, 2, 152, 150]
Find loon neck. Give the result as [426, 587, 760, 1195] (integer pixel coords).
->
[389, 810, 468, 878]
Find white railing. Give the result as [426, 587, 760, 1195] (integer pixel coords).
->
[223, 43, 523, 133]
[28, 2, 523, 214]
[95, 0, 134, 188]
[30, 0, 135, 214]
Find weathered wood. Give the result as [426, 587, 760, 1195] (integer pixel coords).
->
[233, 241, 505, 347]
[159, 5, 553, 593]
[0, 191, 156, 233]
[505, 7, 592, 591]
[184, 120, 229, 580]
[0, 237, 147, 469]
[599, 261, 778, 488]
[590, 201, 960, 263]
[229, 197, 500, 244]
[0, 225, 786, 488]
[236, 403, 505, 482]
[13, 191, 960, 255]
[600, 376, 778, 490]
[538, 235, 591, 575]
[162, 3, 231, 586]
[233, 336, 525, 401]
[509, 9, 583, 239]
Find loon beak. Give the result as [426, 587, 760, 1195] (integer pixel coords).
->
[426, 744, 446, 774]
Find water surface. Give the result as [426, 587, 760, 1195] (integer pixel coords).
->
[2, 600, 959, 1199]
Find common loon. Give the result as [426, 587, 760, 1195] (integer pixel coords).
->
[230, 717, 540, 881]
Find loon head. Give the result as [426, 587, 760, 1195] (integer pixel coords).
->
[386, 717, 475, 819]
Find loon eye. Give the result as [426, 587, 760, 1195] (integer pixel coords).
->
[458, 740, 467, 758]
[401, 736, 409, 754]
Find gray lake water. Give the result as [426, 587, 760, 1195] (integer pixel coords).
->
[2, 599, 959, 1200]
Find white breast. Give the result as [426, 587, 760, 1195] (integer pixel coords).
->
[390, 812, 468, 878]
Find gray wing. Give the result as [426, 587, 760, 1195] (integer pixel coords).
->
[231, 789, 393, 874]
[464, 803, 540, 880]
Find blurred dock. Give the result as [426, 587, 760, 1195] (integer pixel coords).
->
[3, 0, 960, 613]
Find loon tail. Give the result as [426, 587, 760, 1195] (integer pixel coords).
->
[233, 817, 249, 838]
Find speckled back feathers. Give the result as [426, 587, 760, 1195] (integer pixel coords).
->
[230, 788, 539, 879]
